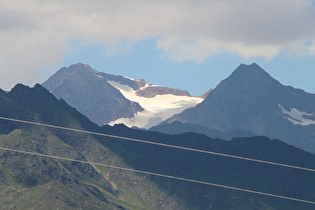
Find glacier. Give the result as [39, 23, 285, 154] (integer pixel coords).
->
[108, 81, 203, 129]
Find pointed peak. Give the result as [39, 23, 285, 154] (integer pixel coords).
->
[51, 63, 98, 79]
[210, 63, 282, 94]
[33, 84, 52, 94]
[9, 83, 50, 96]
[240, 62, 260, 67]
[69, 63, 89, 67]
[68, 63, 93, 71]
[34, 83, 45, 89]
[10, 83, 31, 92]
[235, 63, 264, 73]
[227, 63, 273, 82]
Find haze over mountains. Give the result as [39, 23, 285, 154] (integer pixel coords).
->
[1, 83, 315, 209]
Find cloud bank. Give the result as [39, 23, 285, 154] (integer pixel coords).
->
[1, 0, 315, 89]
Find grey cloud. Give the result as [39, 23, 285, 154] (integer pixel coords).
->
[161, 0, 315, 45]
[0, 8, 37, 31]
[207, 1, 315, 45]
[0, 0, 315, 89]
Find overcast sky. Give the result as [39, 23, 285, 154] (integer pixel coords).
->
[1, 0, 315, 95]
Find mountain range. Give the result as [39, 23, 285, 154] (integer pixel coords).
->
[1, 82, 315, 209]
[44, 63, 315, 154]
[43, 63, 203, 128]
[1, 62, 315, 209]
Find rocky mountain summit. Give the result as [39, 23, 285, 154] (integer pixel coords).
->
[42, 63, 144, 125]
[160, 63, 315, 153]
[43, 63, 203, 128]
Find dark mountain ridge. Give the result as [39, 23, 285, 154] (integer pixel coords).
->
[149, 121, 257, 140]
[1, 83, 315, 209]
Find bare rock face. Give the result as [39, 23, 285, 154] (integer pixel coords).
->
[200, 89, 213, 99]
[42, 63, 143, 125]
[162, 63, 315, 153]
[136, 86, 191, 98]
[43, 63, 197, 127]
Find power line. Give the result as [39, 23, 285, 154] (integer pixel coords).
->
[1, 116, 315, 173]
[0, 146, 315, 206]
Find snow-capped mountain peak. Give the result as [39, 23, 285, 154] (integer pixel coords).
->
[107, 80, 203, 129]
[43, 63, 204, 128]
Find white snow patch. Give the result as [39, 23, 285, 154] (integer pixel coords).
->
[109, 80, 134, 92]
[92, 70, 104, 79]
[108, 80, 203, 129]
[123, 76, 137, 81]
[139, 83, 160, 90]
[278, 104, 315, 126]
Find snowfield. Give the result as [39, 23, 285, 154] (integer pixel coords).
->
[279, 104, 315, 126]
[108, 81, 203, 129]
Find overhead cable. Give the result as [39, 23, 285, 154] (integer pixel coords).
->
[1, 116, 315, 173]
[0, 145, 315, 206]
